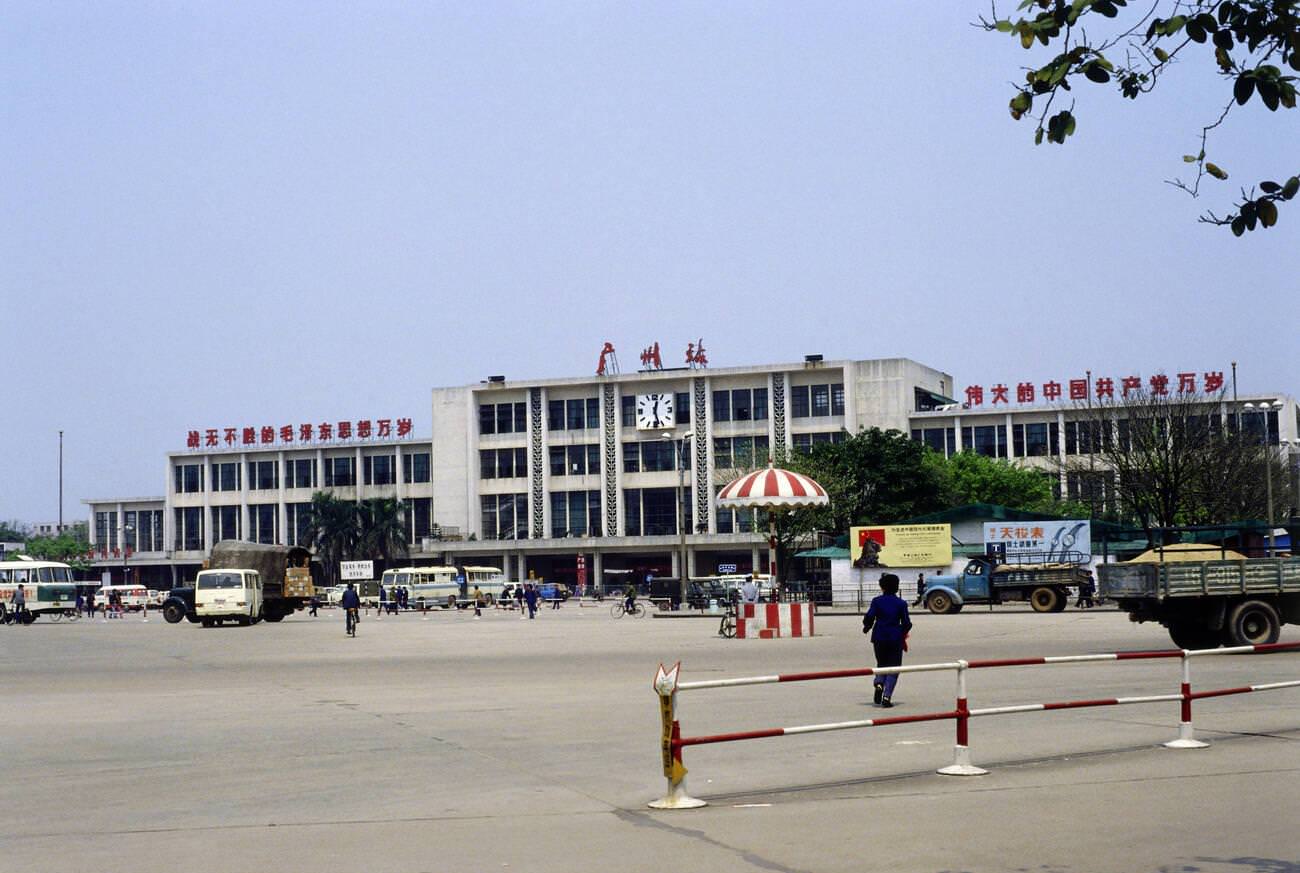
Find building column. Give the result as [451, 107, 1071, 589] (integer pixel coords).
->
[277, 450, 287, 546]
[593, 550, 604, 595]
[1005, 413, 1016, 458]
[751, 544, 761, 574]
[239, 452, 250, 542]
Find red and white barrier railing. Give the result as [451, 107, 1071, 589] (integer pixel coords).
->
[647, 641, 1300, 809]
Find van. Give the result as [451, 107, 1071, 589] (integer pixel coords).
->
[96, 584, 150, 611]
[194, 569, 263, 627]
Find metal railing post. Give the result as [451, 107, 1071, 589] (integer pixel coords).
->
[938, 661, 987, 776]
[1164, 651, 1209, 749]
[649, 662, 706, 809]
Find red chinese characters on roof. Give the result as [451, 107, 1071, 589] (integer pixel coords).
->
[185, 417, 417, 450]
[958, 369, 1230, 408]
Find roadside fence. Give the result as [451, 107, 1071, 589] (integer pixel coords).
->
[648, 641, 1300, 809]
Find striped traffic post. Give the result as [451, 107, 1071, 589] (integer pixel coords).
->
[648, 662, 705, 809]
[937, 661, 986, 776]
[1164, 652, 1209, 749]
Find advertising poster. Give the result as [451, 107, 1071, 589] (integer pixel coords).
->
[849, 524, 952, 568]
[982, 520, 1091, 563]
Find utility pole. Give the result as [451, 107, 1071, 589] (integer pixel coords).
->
[58, 430, 64, 529]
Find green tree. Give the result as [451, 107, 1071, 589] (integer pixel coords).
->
[306, 492, 360, 587]
[982, 0, 1300, 233]
[0, 520, 28, 541]
[356, 498, 409, 565]
[21, 525, 92, 570]
[937, 451, 1055, 510]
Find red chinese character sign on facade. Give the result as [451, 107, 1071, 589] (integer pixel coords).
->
[958, 366, 1227, 410]
[185, 416, 415, 450]
[639, 342, 663, 370]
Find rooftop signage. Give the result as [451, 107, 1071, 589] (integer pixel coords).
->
[959, 370, 1225, 408]
[184, 417, 414, 451]
[596, 339, 709, 376]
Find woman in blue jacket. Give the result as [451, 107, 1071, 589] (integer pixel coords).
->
[862, 573, 912, 707]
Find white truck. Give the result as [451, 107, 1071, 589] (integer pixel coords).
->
[1097, 556, 1300, 649]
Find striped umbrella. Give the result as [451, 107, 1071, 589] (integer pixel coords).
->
[717, 464, 829, 587]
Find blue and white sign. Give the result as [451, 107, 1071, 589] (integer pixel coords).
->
[717, 563, 737, 574]
[983, 520, 1091, 563]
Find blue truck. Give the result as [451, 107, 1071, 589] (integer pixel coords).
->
[921, 557, 1094, 614]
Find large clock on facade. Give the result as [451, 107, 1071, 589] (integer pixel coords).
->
[635, 393, 674, 429]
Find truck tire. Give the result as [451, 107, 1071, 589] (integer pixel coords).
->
[1050, 589, 1069, 612]
[1168, 621, 1221, 650]
[926, 591, 957, 615]
[162, 602, 186, 624]
[1224, 600, 1281, 646]
[1030, 587, 1061, 613]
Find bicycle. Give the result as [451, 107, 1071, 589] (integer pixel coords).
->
[47, 608, 80, 623]
[718, 601, 737, 638]
[345, 607, 359, 637]
[610, 601, 646, 618]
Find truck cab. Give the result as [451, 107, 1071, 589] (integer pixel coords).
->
[194, 569, 262, 627]
[922, 560, 990, 614]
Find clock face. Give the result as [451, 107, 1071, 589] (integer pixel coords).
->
[636, 393, 674, 429]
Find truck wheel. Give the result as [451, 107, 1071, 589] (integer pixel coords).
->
[1030, 587, 1061, 613]
[1050, 589, 1069, 612]
[263, 611, 284, 622]
[1168, 621, 1221, 650]
[926, 592, 956, 615]
[1225, 600, 1281, 646]
[162, 602, 186, 624]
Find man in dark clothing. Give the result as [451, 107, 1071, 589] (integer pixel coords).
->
[523, 584, 539, 619]
[340, 583, 361, 637]
[863, 574, 912, 708]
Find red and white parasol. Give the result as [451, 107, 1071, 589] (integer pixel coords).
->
[717, 464, 829, 586]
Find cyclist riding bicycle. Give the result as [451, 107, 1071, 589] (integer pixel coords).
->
[340, 582, 361, 636]
[623, 585, 638, 616]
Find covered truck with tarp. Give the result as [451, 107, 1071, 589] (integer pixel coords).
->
[162, 541, 315, 624]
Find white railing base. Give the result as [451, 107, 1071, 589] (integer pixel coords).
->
[937, 745, 988, 776]
[1163, 722, 1209, 749]
[648, 779, 707, 810]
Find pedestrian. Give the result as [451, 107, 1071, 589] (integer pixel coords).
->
[523, 584, 539, 619]
[76, 592, 85, 616]
[378, 583, 387, 616]
[12, 584, 28, 624]
[862, 573, 912, 708]
[911, 572, 927, 607]
[740, 575, 758, 604]
[309, 594, 320, 617]
[514, 583, 526, 618]
[550, 584, 563, 609]
[86, 589, 96, 618]
[472, 585, 484, 617]
[1076, 577, 1095, 609]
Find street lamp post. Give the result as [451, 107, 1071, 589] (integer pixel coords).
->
[662, 432, 688, 610]
[1243, 400, 1283, 556]
[122, 522, 134, 584]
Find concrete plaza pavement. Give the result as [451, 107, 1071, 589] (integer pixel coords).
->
[3, 602, 1297, 873]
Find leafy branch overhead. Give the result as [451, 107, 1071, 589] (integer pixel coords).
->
[982, 0, 1300, 234]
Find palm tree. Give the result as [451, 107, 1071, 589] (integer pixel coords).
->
[357, 498, 409, 565]
[307, 492, 360, 588]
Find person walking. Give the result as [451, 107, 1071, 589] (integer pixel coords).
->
[911, 572, 927, 607]
[309, 594, 320, 617]
[523, 584, 539, 619]
[12, 584, 28, 624]
[1076, 577, 1095, 609]
[85, 589, 96, 618]
[471, 585, 484, 618]
[863, 574, 912, 708]
[514, 583, 526, 618]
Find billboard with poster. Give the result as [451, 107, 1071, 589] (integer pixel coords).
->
[849, 525, 952, 568]
[982, 520, 1091, 563]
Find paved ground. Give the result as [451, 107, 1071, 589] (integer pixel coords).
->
[3, 602, 1297, 873]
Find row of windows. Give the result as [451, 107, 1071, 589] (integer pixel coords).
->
[713, 435, 769, 469]
[791, 383, 845, 418]
[548, 398, 600, 431]
[173, 498, 437, 551]
[792, 431, 847, 453]
[173, 454, 431, 493]
[479, 402, 527, 435]
[713, 388, 769, 422]
[551, 444, 600, 477]
[94, 510, 167, 552]
[480, 447, 528, 480]
[624, 487, 693, 537]
[623, 440, 684, 473]
[550, 490, 602, 538]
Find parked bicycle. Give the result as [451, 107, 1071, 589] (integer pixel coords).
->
[718, 600, 737, 638]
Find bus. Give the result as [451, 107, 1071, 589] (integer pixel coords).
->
[463, 566, 509, 601]
[380, 566, 460, 607]
[0, 558, 79, 623]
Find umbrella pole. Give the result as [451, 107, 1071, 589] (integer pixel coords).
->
[768, 515, 778, 595]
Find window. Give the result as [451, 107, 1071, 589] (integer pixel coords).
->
[284, 458, 316, 489]
[623, 488, 691, 536]
[404, 497, 433, 543]
[623, 440, 679, 473]
[961, 425, 1007, 458]
[286, 503, 312, 547]
[792, 383, 844, 418]
[123, 511, 138, 551]
[1064, 421, 1104, 455]
[248, 460, 278, 490]
[715, 486, 759, 534]
[675, 392, 691, 425]
[211, 505, 240, 542]
[174, 507, 203, 551]
[324, 456, 356, 487]
[792, 431, 846, 454]
[913, 427, 956, 456]
[712, 390, 732, 422]
[551, 398, 599, 431]
[480, 493, 529, 540]
[717, 387, 769, 422]
[480, 447, 528, 479]
[713, 436, 769, 469]
[136, 509, 163, 552]
[363, 454, 396, 485]
[550, 444, 599, 476]
[249, 504, 277, 545]
[550, 490, 601, 537]
[403, 452, 430, 484]
[95, 511, 118, 552]
[620, 395, 636, 428]
[1014, 422, 1052, 457]
[480, 401, 527, 435]
[211, 462, 240, 492]
[174, 463, 204, 493]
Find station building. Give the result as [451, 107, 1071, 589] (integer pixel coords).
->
[83, 355, 1299, 591]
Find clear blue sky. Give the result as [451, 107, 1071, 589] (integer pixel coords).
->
[3, 2, 1296, 525]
